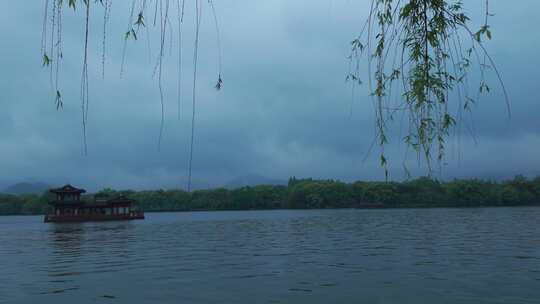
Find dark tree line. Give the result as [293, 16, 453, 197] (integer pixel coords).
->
[1, 175, 539, 215]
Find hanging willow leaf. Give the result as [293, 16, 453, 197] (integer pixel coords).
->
[215, 74, 223, 90]
[42, 53, 51, 66]
[69, 0, 77, 10]
[135, 12, 146, 28]
[55, 90, 63, 110]
[350, 0, 508, 176]
[124, 28, 138, 41]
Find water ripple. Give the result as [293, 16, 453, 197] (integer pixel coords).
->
[0, 208, 539, 304]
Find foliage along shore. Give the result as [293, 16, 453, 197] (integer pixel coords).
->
[1, 176, 540, 216]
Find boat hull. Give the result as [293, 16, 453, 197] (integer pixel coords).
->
[44, 213, 145, 223]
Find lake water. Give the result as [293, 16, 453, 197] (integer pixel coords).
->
[1, 208, 539, 304]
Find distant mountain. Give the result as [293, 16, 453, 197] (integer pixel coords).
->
[3, 182, 51, 195]
[224, 174, 286, 189]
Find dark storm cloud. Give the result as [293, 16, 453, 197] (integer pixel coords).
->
[0, 1, 539, 191]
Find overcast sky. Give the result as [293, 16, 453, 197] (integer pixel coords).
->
[0, 1, 539, 191]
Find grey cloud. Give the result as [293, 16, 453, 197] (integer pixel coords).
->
[0, 0, 539, 191]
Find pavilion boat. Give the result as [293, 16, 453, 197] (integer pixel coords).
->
[44, 184, 144, 223]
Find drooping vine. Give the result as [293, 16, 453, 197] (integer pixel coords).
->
[55, 0, 64, 110]
[157, 0, 170, 151]
[39, 0, 505, 187]
[81, 0, 90, 155]
[49, 0, 56, 90]
[349, 0, 508, 179]
[41, 0, 49, 61]
[177, 0, 185, 120]
[41, 0, 223, 190]
[120, 0, 137, 78]
[187, 0, 202, 192]
[208, 0, 223, 90]
[42, 0, 64, 110]
[101, 0, 112, 79]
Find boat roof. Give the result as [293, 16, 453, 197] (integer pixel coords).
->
[49, 184, 87, 194]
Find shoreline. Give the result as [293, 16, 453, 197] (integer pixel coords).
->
[1, 203, 539, 217]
